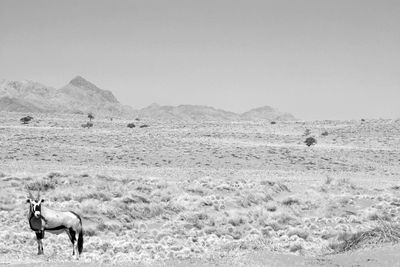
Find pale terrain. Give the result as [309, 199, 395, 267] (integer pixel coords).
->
[1, 112, 400, 266]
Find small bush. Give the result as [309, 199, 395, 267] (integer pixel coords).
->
[281, 196, 300, 206]
[289, 242, 303, 252]
[127, 123, 136, 128]
[20, 116, 33, 124]
[325, 175, 334, 185]
[272, 212, 299, 226]
[305, 137, 317, 147]
[321, 131, 329, 136]
[81, 122, 93, 128]
[304, 129, 311, 136]
[228, 215, 247, 226]
[140, 124, 149, 128]
[84, 226, 97, 236]
[26, 179, 56, 191]
[266, 203, 277, 212]
[270, 121, 276, 125]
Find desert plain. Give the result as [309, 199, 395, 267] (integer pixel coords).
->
[1, 112, 400, 266]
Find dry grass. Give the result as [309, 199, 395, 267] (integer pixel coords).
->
[0, 114, 399, 265]
[26, 178, 57, 191]
[331, 219, 400, 253]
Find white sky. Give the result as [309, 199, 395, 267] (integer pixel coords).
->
[0, 0, 399, 120]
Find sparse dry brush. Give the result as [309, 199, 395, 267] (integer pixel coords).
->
[26, 178, 57, 191]
[331, 219, 400, 253]
[0, 113, 399, 265]
[2, 166, 400, 265]
[281, 196, 300, 206]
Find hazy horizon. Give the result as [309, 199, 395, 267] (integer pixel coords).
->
[1, 0, 399, 120]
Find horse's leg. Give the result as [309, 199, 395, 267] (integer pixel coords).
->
[67, 228, 76, 256]
[73, 228, 80, 259]
[35, 231, 44, 255]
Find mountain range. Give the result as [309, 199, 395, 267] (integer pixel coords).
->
[0, 76, 296, 121]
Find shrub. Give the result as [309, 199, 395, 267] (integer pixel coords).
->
[20, 116, 33, 124]
[289, 242, 303, 252]
[281, 196, 300, 206]
[305, 137, 317, 147]
[88, 113, 94, 121]
[26, 179, 56, 191]
[325, 175, 334, 185]
[140, 124, 149, 128]
[321, 131, 329, 136]
[81, 122, 93, 128]
[266, 203, 277, 212]
[127, 123, 136, 128]
[270, 121, 276, 125]
[304, 129, 311, 136]
[84, 226, 97, 236]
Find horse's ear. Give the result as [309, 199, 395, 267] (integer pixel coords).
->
[26, 199, 31, 203]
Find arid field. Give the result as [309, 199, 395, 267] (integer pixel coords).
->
[1, 112, 400, 266]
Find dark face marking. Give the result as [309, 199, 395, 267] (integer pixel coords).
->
[27, 199, 44, 218]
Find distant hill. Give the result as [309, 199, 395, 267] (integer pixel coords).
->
[0, 76, 133, 116]
[138, 103, 240, 122]
[137, 103, 295, 122]
[0, 76, 296, 121]
[240, 106, 296, 121]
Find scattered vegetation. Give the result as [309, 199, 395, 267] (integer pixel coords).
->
[1, 115, 399, 265]
[321, 131, 329, 136]
[270, 121, 276, 125]
[281, 196, 300, 206]
[331, 220, 400, 253]
[324, 175, 334, 185]
[88, 112, 94, 122]
[127, 123, 136, 128]
[305, 136, 317, 147]
[304, 129, 311, 136]
[140, 124, 149, 128]
[20, 116, 33, 124]
[26, 178, 57, 191]
[82, 122, 94, 128]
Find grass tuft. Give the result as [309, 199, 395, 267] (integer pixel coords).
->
[331, 219, 400, 253]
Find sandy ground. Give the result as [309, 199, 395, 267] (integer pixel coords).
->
[0, 112, 400, 266]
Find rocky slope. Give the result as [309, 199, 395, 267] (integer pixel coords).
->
[0, 77, 133, 116]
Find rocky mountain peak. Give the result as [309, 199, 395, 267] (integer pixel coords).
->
[62, 75, 119, 104]
[69, 75, 98, 90]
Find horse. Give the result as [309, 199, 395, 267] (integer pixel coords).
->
[26, 190, 83, 258]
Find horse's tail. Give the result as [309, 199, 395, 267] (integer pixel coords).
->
[78, 228, 83, 254]
[70, 211, 84, 255]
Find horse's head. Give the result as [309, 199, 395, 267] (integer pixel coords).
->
[26, 190, 44, 218]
